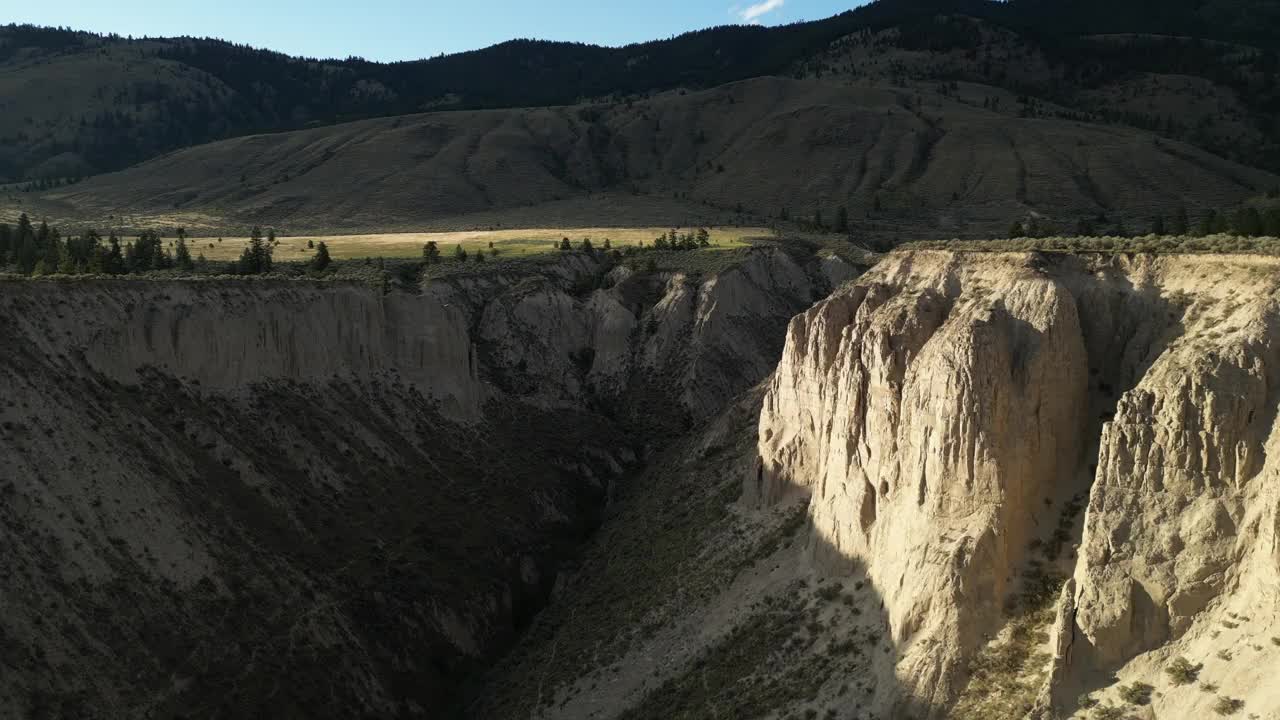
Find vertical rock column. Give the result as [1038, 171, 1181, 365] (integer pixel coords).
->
[1073, 305, 1280, 666]
[758, 257, 1089, 710]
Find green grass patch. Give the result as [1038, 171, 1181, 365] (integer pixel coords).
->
[191, 227, 768, 262]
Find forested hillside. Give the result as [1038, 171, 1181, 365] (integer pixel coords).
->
[4, 0, 1280, 182]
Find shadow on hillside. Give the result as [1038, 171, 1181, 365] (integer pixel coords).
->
[445, 387, 926, 720]
[765, 479, 934, 720]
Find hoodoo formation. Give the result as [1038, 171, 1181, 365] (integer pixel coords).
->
[5, 0, 1280, 717]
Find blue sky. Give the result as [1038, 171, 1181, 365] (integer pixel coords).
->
[5, 0, 863, 62]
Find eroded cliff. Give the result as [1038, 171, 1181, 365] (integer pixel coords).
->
[9, 246, 1276, 720]
[756, 250, 1280, 719]
[0, 245, 854, 718]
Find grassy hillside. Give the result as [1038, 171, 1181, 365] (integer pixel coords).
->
[3, 0, 1280, 182]
[794, 16, 1280, 172]
[191, 227, 765, 262]
[23, 77, 1275, 244]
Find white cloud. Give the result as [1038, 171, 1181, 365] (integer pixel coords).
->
[736, 0, 785, 24]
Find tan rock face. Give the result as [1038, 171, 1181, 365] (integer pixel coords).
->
[473, 247, 839, 418]
[758, 251, 1280, 716]
[759, 251, 1089, 707]
[1073, 265, 1280, 670]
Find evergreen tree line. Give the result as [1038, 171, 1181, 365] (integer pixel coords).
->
[0, 215, 284, 276]
[18, 176, 83, 193]
[1010, 205, 1280, 239]
[415, 229, 716, 268]
[776, 206, 852, 233]
[10, 0, 1280, 181]
[651, 228, 710, 251]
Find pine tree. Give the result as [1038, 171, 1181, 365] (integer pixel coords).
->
[1212, 210, 1231, 235]
[57, 238, 75, 274]
[696, 228, 710, 247]
[474, 247, 485, 262]
[1234, 207, 1264, 237]
[1264, 208, 1280, 237]
[85, 232, 105, 274]
[814, 208, 824, 229]
[1197, 209, 1218, 237]
[454, 244, 468, 261]
[423, 241, 441, 264]
[311, 241, 331, 271]
[580, 238, 594, 253]
[38, 221, 59, 271]
[238, 225, 273, 274]
[13, 214, 37, 272]
[102, 234, 125, 275]
[559, 237, 572, 251]
[123, 239, 140, 271]
[174, 235, 194, 272]
[836, 205, 849, 233]
[1171, 206, 1190, 235]
[1009, 221, 1024, 238]
[1151, 216, 1166, 236]
[0, 223, 11, 264]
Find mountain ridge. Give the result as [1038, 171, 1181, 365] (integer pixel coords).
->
[5, 0, 1280, 183]
[25, 76, 1275, 245]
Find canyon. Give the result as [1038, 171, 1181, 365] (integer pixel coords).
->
[476, 248, 1280, 719]
[756, 250, 1280, 718]
[4, 245, 1280, 719]
[0, 244, 852, 717]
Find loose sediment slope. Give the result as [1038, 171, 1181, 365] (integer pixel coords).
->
[758, 250, 1280, 718]
[39, 76, 1275, 237]
[0, 245, 853, 718]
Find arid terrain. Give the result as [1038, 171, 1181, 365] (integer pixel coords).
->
[5, 0, 1280, 718]
[12, 76, 1275, 244]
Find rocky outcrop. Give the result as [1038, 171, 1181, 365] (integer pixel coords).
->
[42, 77, 1276, 240]
[757, 250, 1280, 717]
[469, 247, 850, 420]
[0, 245, 854, 719]
[1064, 257, 1280, 719]
[9, 280, 483, 417]
[758, 251, 1090, 709]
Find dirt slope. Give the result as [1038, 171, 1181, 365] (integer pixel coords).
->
[31, 77, 1275, 240]
[472, 249, 1280, 720]
[0, 245, 851, 718]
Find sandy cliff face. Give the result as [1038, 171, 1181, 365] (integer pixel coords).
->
[757, 250, 1280, 718]
[1063, 257, 1280, 719]
[468, 248, 847, 420]
[759, 252, 1091, 709]
[0, 246, 852, 719]
[10, 280, 483, 416]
